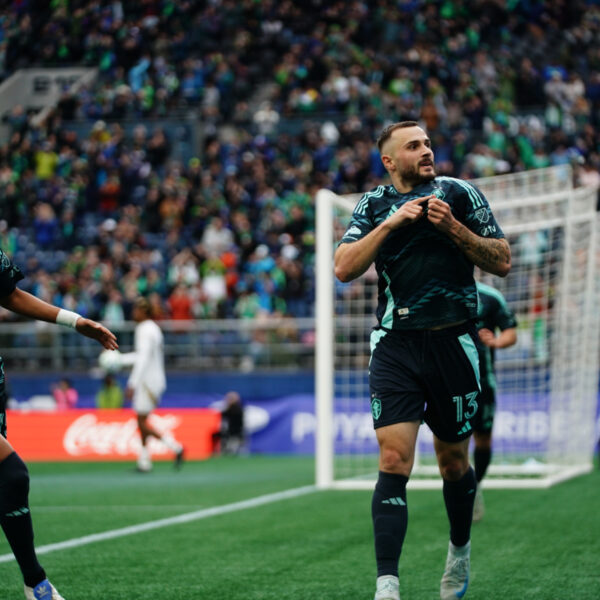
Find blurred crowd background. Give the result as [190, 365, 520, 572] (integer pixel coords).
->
[0, 0, 598, 327]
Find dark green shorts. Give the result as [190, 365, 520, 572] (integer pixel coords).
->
[369, 322, 481, 443]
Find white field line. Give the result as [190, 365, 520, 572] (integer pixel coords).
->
[0, 485, 316, 564]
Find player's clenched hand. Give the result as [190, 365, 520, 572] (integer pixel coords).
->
[478, 328, 497, 348]
[386, 195, 433, 230]
[75, 318, 119, 350]
[426, 196, 455, 232]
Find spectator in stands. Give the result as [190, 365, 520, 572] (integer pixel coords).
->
[146, 127, 171, 172]
[167, 283, 193, 322]
[102, 288, 126, 325]
[32, 203, 60, 249]
[95, 374, 124, 410]
[212, 391, 245, 456]
[253, 101, 280, 136]
[34, 141, 58, 180]
[201, 216, 234, 255]
[51, 378, 78, 411]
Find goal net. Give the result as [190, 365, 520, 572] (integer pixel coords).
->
[315, 165, 600, 489]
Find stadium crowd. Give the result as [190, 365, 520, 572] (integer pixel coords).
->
[0, 0, 598, 324]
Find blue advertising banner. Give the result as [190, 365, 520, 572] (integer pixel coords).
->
[6, 372, 600, 456]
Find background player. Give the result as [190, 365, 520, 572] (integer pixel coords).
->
[472, 280, 517, 521]
[334, 121, 511, 600]
[0, 248, 117, 600]
[121, 297, 184, 472]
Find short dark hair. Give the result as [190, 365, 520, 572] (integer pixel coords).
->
[376, 121, 420, 152]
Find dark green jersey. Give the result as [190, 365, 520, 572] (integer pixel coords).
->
[476, 281, 517, 380]
[340, 177, 505, 330]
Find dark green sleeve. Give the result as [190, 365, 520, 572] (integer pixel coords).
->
[454, 180, 505, 240]
[339, 196, 374, 244]
[0, 250, 24, 298]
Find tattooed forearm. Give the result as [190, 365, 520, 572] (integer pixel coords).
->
[461, 236, 511, 276]
[448, 223, 511, 277]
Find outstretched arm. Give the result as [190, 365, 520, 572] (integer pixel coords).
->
[426, 197, 511, 277]
[0, 287, 118, 350]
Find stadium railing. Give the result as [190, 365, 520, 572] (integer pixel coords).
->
[0, 317, 316, 373]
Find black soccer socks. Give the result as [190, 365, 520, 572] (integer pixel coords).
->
[372, 471, 408, 577]
[0, 452, 46, 587]
[442, 466, 476, 547]
[474, 447, 491, 483]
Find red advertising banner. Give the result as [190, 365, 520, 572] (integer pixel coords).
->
[5, 409, 221, 461]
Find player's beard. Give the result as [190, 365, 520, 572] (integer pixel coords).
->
[400, 162, 436, 186]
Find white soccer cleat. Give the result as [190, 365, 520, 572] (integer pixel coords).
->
[136, 452, 153, 473]
[374, 575, 400, 600]
[24, 579, 66, 600]
[440, 542, 470, 599]
[472, 485, 485, 522]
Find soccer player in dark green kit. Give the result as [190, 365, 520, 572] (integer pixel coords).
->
[472, 281, 517, 521]
[0, 248, 118, 599]
[335, 122, 511, 600]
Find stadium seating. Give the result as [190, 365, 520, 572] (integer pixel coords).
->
[0, 0, 597, 328]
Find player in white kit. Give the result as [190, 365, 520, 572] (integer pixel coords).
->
[121, 297, 184, 472]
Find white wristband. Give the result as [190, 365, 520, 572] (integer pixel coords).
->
[56, 309, 81, 329]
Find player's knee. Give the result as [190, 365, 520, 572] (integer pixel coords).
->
[439, 457, 468, 481]
[0, 452, 30, 503]
[436, 445, 468, 480]
[380, 446, 413, 474]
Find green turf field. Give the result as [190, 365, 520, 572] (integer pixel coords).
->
[0, 456, 598, 599]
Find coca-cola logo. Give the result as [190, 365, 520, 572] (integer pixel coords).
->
[63, 414, 182, 456]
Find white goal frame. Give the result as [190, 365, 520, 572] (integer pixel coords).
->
[315, 166, 600, 490]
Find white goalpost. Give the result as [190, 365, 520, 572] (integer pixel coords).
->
[315, 165, 600, 490]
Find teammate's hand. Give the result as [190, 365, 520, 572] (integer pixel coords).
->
[124, 386, 134, 401]
[386, 195, 433, 229]
[75, 318, 119, 350]
[426, 196, 455, 232]
[478, 328, 497, 348]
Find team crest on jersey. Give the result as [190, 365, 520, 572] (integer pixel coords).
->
[345, 225, 361, 237]
[431, 187, 445, 200]
[474, 208, 490, 223]
[371, 396, 382, 420]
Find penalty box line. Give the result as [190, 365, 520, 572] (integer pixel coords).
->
[0, 485, 317, 564]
